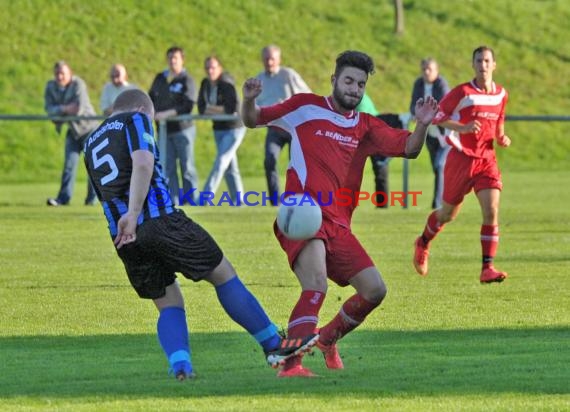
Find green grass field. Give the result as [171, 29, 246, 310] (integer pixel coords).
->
[1, 2, 569, 409]
[1, 170, 568, 411]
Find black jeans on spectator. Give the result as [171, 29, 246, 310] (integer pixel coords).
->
[264, 127, 291, 206]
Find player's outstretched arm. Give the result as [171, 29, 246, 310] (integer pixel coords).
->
[241, 78, 262, 128]
[405, 96, 439, 158]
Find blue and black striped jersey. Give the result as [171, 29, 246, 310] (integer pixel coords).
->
[84, 111, 175, 237]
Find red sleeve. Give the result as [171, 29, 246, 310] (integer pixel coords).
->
[364, 115, 410, 157]
[432, 86, 463, 124]
[257, 94, 303, 126]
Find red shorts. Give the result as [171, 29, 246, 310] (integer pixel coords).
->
[274, 218, 374, 287]
[442, 149, 503, 205]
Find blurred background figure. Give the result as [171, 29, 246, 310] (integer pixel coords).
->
[198, 56, 245, 204]
[255, 45, 311, 205]
[356, 93, 409, 208]
[149, 46, 198, 205]
[44, 60, 98, 206]
[100, 63, 136, 116]
[409, 57, 450, 209]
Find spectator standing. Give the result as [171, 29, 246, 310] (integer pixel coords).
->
[409, 57, 450, 209]
[255, 45, 311, 205]
[357, 93, 389, 207]
[100, 64, 136, 116]
[356, 93, 410, 208]
[44, 61, 99, 206]
[149, 46, 198, 205]
[355, 92, 378, 115]
[198, 56, 245, 204]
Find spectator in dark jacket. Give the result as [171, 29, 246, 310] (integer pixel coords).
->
[149, 46, 197, 205]
[410, 57, 450, 209]
[198, 56, 245, 204]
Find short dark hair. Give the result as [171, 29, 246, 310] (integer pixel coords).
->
[472, 45, 495, 61]
[334, 50, 375, 77]
[166, 46, 185, 58]
[53, 60, 69, 71]
[421, 57, 438, 68]
[204, 55, 222, 67]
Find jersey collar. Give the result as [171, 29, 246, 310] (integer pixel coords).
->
[470, 79, 496, 94]
[325, 96, 356, 118]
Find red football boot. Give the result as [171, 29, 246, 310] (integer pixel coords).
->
[480, 266, 508, 283]
[413, 237, 430, 276]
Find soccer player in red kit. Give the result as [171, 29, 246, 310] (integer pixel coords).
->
[242, 51, 439, 377]
[413, 46, 512, 283]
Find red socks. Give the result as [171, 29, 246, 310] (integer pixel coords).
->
[282, 290, 325, 369]
[319, 294, 379, 346]
[421, 211, 500, 270]
[287, 290, 326, 337]
[481, 225, 499, 269]
[421, 211, 444, 245]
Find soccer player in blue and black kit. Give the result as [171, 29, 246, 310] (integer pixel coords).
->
[84, 89, 317, 381]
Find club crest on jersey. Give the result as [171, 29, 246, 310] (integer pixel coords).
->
[169, 83, 184, 93]
[142, 132, 155, 145]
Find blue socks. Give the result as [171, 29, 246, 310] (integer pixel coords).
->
[157, 306, 192, 375]
[157, 277, 281, 376]
[215, 276, 281, 353]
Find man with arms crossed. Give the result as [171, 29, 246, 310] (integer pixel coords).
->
[45, 61, 99, 206]
[242, 51, 438, 377]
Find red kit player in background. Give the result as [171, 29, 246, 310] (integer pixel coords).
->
[413, 45, 512, 283]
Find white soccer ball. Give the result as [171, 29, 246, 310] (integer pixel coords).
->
[276, 194, 322, 240]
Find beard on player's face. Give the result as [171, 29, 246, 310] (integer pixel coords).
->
[333, 83, 363, 111]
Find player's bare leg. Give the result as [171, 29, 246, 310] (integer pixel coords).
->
[476, 188, 508, 283]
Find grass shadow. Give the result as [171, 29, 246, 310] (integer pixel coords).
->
[0, 327, 567, 399]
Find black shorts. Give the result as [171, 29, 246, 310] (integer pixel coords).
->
[116, 210, 224, 299]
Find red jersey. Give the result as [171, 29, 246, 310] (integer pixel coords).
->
[433, 80, 508, 159]
[337, 138, 377, 226]
[258, 93, 410, 225]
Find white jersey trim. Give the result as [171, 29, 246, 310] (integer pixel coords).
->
[267, 103, 361, 187]
[288, 315, 318, 329]
[456, 88, 506, 112]
[445, 85, 505, 152]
